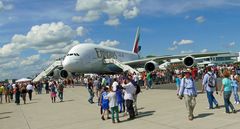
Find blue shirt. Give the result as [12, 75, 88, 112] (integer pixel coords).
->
[202, 72, 217, 92]
[175, 78, 181, 87]
[179, 78, 197, 96]
[101, 91, 109, 105]
[222, 78, 232, 92]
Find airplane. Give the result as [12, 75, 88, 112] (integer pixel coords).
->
[59, 27, 229, 78]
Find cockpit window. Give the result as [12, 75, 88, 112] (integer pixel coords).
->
[66, 53, 79, 56]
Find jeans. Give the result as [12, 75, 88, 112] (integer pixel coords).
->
[147, 80, 153, 89]
[232, 87, 239, 102]
[88, 89, 94, 103]
[58, 92, 63, 101]
[111, 106, 119, 122]
[206, 91, 218, 108]
[28, 90, 32, 101]
[223, 91, 235, 113]
[126, 99, 135, 119]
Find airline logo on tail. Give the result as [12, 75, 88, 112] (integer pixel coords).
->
[132, 27, 140, 54]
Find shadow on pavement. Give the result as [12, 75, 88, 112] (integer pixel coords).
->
[0, 112, 12, 115]
[136, 110, 156, 119]
[25, 102, 38, 105]
[57, 99, 75, 103]
[195, 113, 214, 119]
[0, 116, 10, 120]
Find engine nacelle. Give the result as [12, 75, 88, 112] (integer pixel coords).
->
[183, 56, 195, 67]
[60, 70, 72, 79]
[144, 61, 158, 72]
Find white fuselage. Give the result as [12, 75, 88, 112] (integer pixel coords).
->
[62, 43, 139, 73]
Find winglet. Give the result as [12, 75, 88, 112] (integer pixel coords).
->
[132, 27, 140, 54]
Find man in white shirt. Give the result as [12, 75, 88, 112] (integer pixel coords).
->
[112, 78, 118, 92]
[122, 77, 136, 120]
[26, 83, 33, 101]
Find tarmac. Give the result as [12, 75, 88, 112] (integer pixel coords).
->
[1, 82, 240, 129]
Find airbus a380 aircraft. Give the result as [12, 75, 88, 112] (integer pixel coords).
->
[59, 28, 228, 78]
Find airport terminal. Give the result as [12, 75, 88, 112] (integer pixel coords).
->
[1, 1, 240, 129]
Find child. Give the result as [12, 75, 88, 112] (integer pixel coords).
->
[101, 86, 110, 120]
[107, 86, 120, 123]
[175, 73, 182, 95]
[50, 82, 57, 103]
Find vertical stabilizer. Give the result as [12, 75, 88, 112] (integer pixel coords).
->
[132, 27, 140, 54]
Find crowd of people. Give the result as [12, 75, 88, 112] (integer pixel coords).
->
[176, 65, 240, 120]
[1, 64, 240, 122]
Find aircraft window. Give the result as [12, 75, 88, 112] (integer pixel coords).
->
[74, 53, 77, 56]
[69, 54, 73, 56]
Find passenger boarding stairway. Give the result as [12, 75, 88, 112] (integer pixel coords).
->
[33, 60, 62, 82]
[104, 58, 139, 74]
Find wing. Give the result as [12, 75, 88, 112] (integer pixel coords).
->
[123, 52, 229, 68]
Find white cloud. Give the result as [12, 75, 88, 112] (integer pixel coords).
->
[184, 15, 190, 19]
[229, 41, 235, 46]
[168, 45, 177, 51]
[0, 22, 83, 79]
[181, 50, 193, 54]
[76, 0, 101, 11]
[99, 40, 120, 47]
[76, 26, 87, 36]
[104, 18, 120, 26]
[123, 7, 140, 19]
[0, 1, 13, 11]
[168, 39, 193, 51]
[201, 49, 208, 53]
[195, 16, 206, 23]
[74, 0, 142, 26]
[84, 38, 95, 43]
[20, 54, 40, 66]
[72, 10, 100, 23]
[0, 55, 48, 79]
[0, 22, 79, 57]
[178, 39, 194, 45]
[141, 0, 240, 15]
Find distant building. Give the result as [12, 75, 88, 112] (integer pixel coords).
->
[170, 52, 238, 67]
[237, 52, 240, 62]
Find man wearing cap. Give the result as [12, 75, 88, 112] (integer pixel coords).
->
[202, 66, 219, 109]
[179, 72, 197, 121]
[122, 77, 136, 120]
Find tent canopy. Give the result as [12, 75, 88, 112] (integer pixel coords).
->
[16, 78, 32, 83]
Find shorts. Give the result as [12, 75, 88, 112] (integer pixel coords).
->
[51, 92, 56, 97]
[102, 103, 109, 110]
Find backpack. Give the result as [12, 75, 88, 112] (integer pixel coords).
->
[135, 84, 141, 95]
[207, 73, 216, 88]
[131, 80, 141, 95]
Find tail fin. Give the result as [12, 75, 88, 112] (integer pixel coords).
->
[132, 27, 140, 54]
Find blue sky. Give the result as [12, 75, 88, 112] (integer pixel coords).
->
[0, 0, 240, 79]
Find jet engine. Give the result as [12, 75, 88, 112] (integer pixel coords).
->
[144, 61, 158, 72]
[60, 70, 72, 79]
[183, 56, 195, 67]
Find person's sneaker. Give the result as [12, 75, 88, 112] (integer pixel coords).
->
[208, 107, 214, 109]
[101, 116, 105, 120]
[107, 117, 111, 119]
[117, 119, 120, 123]
[112, 121, 115, 124]
[232, 109, 237, 114]
[188, 116, 193, 121]
[234, 101, 237, 104]
[237, 101, 240, 104]
[215, 104, 219, 109]
[225, 111, 230, 114]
